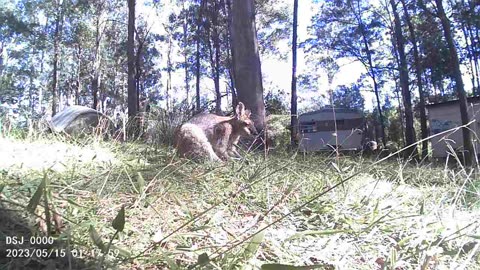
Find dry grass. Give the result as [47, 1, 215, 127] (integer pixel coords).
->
[1, 133, 480, 269]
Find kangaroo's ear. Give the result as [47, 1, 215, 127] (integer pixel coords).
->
[236, 102, 245, 116]
[245, 109, 251, 118]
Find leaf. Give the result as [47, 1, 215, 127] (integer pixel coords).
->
[26, 176, 46, 214]
[287, 229, 348, 241]
[165, 256, 180, 270]
[261, 264, 327, 270]
[419, 199, 425, 215]
[197, 253, 209, 266]
[137, 172, 145, 194]
[89, 225, 106, 252]
[0, 184, 5, 194]
[242, 231, 265, 262]
[467, 234, 480, 240]
[43, 176, 52, 235]
[331, 162, 341, 173]
[112, 206, 125, 232]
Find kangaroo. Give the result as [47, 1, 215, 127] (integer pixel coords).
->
[175, 102, 257, 162]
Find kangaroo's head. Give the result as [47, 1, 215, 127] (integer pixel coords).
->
[235, 102, 257, 136]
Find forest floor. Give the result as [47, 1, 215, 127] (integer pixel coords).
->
[1, 134, 480, 269]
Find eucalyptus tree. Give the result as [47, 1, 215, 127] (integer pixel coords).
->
[127, 0, 137, 119]
[290, 0, 298, 146]
[399, 0, 428, 159]
[389, 0, 417, 157]
[432, 0, 473, 165]
[231, 0, 265, 130]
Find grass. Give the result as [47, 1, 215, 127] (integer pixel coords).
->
[1, 131, 480, 269]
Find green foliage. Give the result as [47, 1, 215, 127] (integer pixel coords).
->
[265, 91, 288, 114]
[332, 84, 365, 110]
[112, 206, 125, 232]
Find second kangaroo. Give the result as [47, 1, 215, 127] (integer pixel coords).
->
[175, 102, 257, 162]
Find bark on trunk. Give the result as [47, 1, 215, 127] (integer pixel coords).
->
[231, 0, 265, 130]
[290, 0, 299, 146]
[401, 0, 428, 159]
[51, 0, 64, 116]
[127, 0, 137, 119]
[391, 0, 417, 157]
[435, 0, 474, 165]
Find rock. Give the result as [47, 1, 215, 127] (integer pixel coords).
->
[49, 105, 115, 136]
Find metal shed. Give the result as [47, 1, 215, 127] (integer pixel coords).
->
[298, 107, 364, 152]
[426, 96, 480, 158]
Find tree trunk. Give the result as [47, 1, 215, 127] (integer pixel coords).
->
[231, 0, 265, 130]
[390, 0, 417, 157]
[182, 0, 190, 103]
[127, 0, 137, 119]
[51, 0, 63, 117]
[401, 0, 428, 159]
[225, 0, 238, 109]
[29, 36, 37, 116]
[166, 34, 172, 112]
[435, 0, 474, 165]
[135, 38, 144, 111]
[354, 13, 386, 145]
[92, 12, 104, 111]
[290, 0, 299, 146]
[213, 11, 222, 114]
[205, 11, 221, 114]
[75, 45, 81, 105]
[195, 34, 201, 112]
[195, 0, 205, 112]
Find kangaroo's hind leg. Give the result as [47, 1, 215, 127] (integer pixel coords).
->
[176, 124, 222, 162]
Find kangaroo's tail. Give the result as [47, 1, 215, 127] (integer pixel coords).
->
[176, 124, 221, 162]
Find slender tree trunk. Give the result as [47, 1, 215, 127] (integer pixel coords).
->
[290, 0, 299, 146]
[135, 39, 144, 111]
[195, 0, 205, 112]
[205, 2, 222, 114]
[395, 84, 406, 145]
[435, 0, 474, 165]
[225, 0, 238, 109]
[29, 36, 37, 116]
[355, 15, 386, 145]
[92, 13, 104, 111]
[75, 45, 81, 105]
[195, 35, 201, 112]
[388, 15, 405, 145]
[391, 0, 416, 157]
[127, 0, 138, 119]
[166, 34, 172, 112]
[182, 0, 190, 103]
[460, 23, 477, 94]
[231, 0, 265, 130]
[401, 0, 428, 159]
[51, 0, 63, 117]
[0, 42, 4, 77]
[213, 25, 222, 113]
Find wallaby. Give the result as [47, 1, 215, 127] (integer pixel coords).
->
[175, 102, 257, 162]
